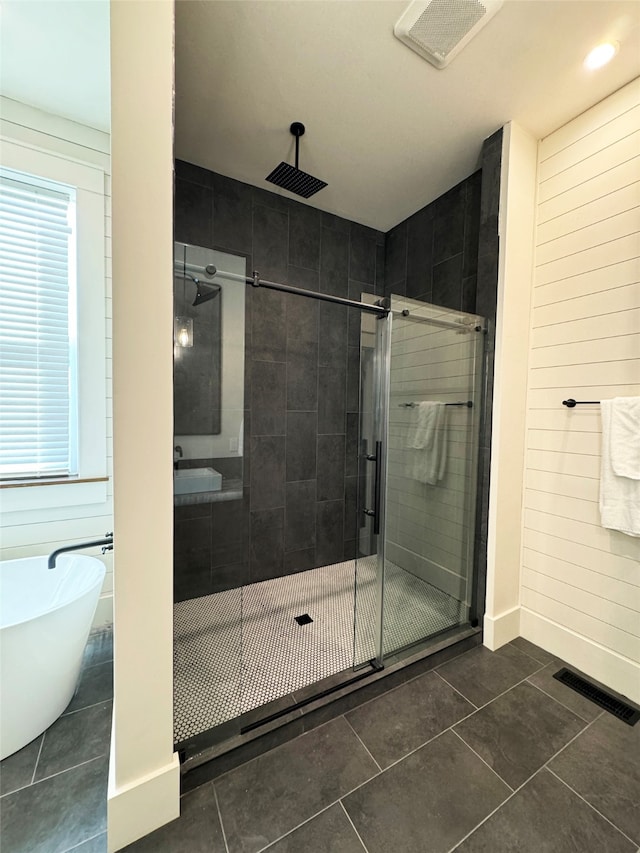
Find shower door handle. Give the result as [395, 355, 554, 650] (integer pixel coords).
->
[363, 440, 382, 535]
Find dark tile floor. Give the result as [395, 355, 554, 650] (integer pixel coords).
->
[3, 634, 639, 853]
[123, 638, 640, 853]
[0, 629, 112, 853]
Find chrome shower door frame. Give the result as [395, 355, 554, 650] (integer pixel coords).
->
[353, 296, 391, 672]
[371, 309, 392, 667]
[354, 311, 393, 669]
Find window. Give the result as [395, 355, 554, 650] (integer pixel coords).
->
[0, 138, 107, 514]
[0, 170, 78, 479]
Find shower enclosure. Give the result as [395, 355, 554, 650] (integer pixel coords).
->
[354, 295, 484, 667]
[173, 241, 485, 756]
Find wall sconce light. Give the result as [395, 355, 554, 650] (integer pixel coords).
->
[174, 317, 193, 348]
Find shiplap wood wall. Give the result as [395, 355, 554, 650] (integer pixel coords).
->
[521, 79, 640, 700]
[0, 98, 113, 627]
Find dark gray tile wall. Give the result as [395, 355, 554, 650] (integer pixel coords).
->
[383, 133, 501, 625]
[384, 170, 482, 312]
[174, 162, 383, 599]
[473, 128, 502, 622]
[174, 132, 500, 616]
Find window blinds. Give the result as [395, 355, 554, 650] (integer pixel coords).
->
[0, 172, 77, 479]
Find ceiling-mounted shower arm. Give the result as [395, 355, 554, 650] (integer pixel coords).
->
[290, 121, 305, 170]
[265, 121, 327, 199]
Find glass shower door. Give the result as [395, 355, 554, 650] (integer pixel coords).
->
[355, 294, 485, 666]
[383, 296, 485, 656]
[353, 302, 389, 668]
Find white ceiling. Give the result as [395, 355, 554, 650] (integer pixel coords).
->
[1, 1, 637, 231]
[0, 0, 110, 133]
[175, 0, 640, 231]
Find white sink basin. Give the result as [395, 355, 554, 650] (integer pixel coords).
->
[174, 467, 222, 495]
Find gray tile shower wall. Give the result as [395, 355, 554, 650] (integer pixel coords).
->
[174, 131, 500, 612]
[382, 133, 501, 624]
[174, 162, 384, 599]
[473, 128, 502, 621]
[383, 169, 482, 312]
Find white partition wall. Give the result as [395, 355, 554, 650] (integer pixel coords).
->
[484, 122, 538, 649]
[108, 1, 179, 849]
[520, 78, 640, 703]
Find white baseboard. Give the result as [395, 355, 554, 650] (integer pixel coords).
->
[521, 608, 640, 705]
[483, 605, 520, 650]
[107, 749, 180, 851]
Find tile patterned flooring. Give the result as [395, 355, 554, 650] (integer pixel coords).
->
[127, 636, 640, 853]
[0, 631, 112, 853]
[3, 632, 639, 853]
[174, 558, 466, 742]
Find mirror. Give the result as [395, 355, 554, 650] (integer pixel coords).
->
[173, 242, 246, 482]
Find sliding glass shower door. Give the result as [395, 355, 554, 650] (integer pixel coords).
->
[353, 305, 389, 667]
[174, 265, 485, 754]
[355, 294, 485, 665]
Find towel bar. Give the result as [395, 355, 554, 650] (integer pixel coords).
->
[562, 399, 601, 407]
[400, 400, 473, 408]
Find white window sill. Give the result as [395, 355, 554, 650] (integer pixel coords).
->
[0, 477, 109, 515]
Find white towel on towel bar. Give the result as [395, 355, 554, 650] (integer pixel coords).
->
[610, 397, 640, 480]
[407, 401, 448, 485]
[599, 397, 640, 537]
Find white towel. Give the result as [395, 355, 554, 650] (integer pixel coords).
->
[407, 401, 448, 485]
[408, 401, 439, 450]
[599, 398, 640, 537]
[610, 397, 640, 480]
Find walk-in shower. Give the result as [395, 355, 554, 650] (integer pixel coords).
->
[173, 240, 485, 759]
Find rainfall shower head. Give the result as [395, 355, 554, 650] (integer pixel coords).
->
[182, 271, 221, 307]
[266, 122, 327, 199]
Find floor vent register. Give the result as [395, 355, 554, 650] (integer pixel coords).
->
[553, 668, 640, 726]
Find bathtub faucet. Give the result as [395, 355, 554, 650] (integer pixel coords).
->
[47, 533, 114, 570]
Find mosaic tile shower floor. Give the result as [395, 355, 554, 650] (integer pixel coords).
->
[173, 558, 466, 742]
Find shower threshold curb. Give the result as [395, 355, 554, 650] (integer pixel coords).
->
[179, 625, 481, 790]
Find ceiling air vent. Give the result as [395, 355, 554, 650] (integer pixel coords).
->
[394, 0, 504, 69]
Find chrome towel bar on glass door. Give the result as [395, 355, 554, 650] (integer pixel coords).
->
[399, 400, 473, 408]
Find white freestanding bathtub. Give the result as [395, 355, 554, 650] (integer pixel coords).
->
[0, 554, 105, 760]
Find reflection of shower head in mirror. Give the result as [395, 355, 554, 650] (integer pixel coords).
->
[192, 280, 221, 306]
[181, 271, 221, 306]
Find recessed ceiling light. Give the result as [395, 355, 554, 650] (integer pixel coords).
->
[584, 42, 619, 70]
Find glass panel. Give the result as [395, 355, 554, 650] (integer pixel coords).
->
[353, 303, 388, 668]
[172, 242, 247, 748]
[382, 294, 484, 657]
